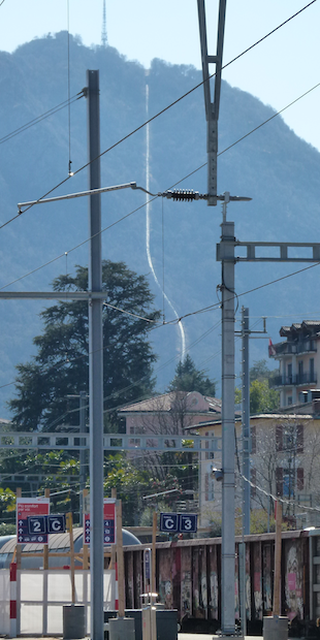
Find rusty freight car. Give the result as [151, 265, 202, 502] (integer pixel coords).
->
[124, 529, 318, 635]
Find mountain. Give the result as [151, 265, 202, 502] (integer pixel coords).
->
[0, 32, 320, 418]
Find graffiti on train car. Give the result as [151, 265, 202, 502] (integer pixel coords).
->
[124, 531, 313, 634]
[181, 547, 192, 617]
[262, 543, 272, 613]
[284, 542, 304, 621]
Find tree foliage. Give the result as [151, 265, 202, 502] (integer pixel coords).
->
[249, 359, 275, 383]
[103, 454, 183, 525]
[236, 359, 280, 414]
[168, 354, 216, 396]
[250, 379, 279, 414]
[8, 261, 160, 431]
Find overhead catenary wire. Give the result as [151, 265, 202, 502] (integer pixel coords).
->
[1, 70, 319, 275]
[238, 469, 320, 515]
[3, 3, 318, 424]
[0, 0, 316, 232]
[0, 79, 315, 313]
[0, 92, 84, 147]
[4, 318, 223, 432]
[1, 257, 320, 400]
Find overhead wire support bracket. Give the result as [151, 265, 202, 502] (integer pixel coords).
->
[197, 0, 227, 206]
[17, 182, 151, 213]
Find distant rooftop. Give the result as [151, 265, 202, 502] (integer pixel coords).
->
[280, 320, 320, 339]
[119, 391, 222, 415]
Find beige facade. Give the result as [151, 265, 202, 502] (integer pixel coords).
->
[120, 391, 222, 439]
[190, 413, 320, 530]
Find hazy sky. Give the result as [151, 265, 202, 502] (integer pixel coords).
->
[0, 0, 319, 152]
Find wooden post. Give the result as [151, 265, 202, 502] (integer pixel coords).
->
[151, 512, 157, 602]
[43, 488, 50, 570]
[273, 500, 282, 616]
[116, 499, 125, 617]
[67, 512, 76, 604]
[16, 488, 22, 570]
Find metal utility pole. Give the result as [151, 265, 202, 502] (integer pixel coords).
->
[216, 227, 320, 635]
[79, 390, 87, 524]
[241, 307, 250, 536]
[220, 193, 236, 635]
[238, 307, 267, 534]
[87, 69, 104, 640]
[237, 307, 267, 636]
[239, 307, 249, 638]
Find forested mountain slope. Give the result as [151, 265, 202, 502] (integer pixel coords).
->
[0, 32, 319, 417]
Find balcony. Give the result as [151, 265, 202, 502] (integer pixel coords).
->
[275, 341, 317, 357]
[274, 372, 317, 387]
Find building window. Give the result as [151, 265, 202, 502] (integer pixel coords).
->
[297, 467, 304, 491]
[205, 472, 214, 502]
[276, 426, 283, 451]
[275, 466, 304, 496]
[283, 469, 295, 497]
[251, 467, 256, 498]
[287, 396, 292, 406]
[310, 358, 315, 382]
[251, 425, 256, 454]
[275, 423, 304, 453]
[276, 467, 283, 497]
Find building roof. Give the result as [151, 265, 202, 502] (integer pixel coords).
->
[0, 418, 11, 426]
[0, 528, 140, 564]
[185, 412, 314, 431]
[279, 320, 320, 339]
[119, 391, 222, 415]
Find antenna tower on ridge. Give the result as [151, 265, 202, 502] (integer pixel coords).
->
[101, 0, 108, 47]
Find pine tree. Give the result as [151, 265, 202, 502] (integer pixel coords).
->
[8, 261, 160, 431]
[168, 354, 216, 396]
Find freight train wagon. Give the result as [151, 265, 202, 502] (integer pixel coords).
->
[124, 529, 320, 636]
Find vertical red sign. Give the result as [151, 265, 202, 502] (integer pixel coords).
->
[16, 497, 50, 544]
[83, 497, 116, 545]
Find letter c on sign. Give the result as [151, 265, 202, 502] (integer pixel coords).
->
[51, 519, 61, 531]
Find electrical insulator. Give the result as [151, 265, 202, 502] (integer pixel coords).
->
[165, 190, 200, 201]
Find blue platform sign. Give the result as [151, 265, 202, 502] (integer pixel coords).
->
[160, 512, 198, 534]
[27, 514, 66, 535]
[159, 513, 179, 533]
[28, 515, 46, 535]
[47, 514, 66, 534]
[179, 513, 197, 533]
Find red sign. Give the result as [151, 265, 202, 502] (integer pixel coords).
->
[84, 498, 116, 545]
[16, 497, 50, 544]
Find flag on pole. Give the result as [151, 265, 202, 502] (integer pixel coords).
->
[268, 338, 276, 357]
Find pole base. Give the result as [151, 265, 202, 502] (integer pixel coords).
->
[263, 615, 288, 640]
[109, 616, 135, 640]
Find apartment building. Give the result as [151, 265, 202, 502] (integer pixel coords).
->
[269, 320, 320, 409]
[188, 413, 319, 530]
